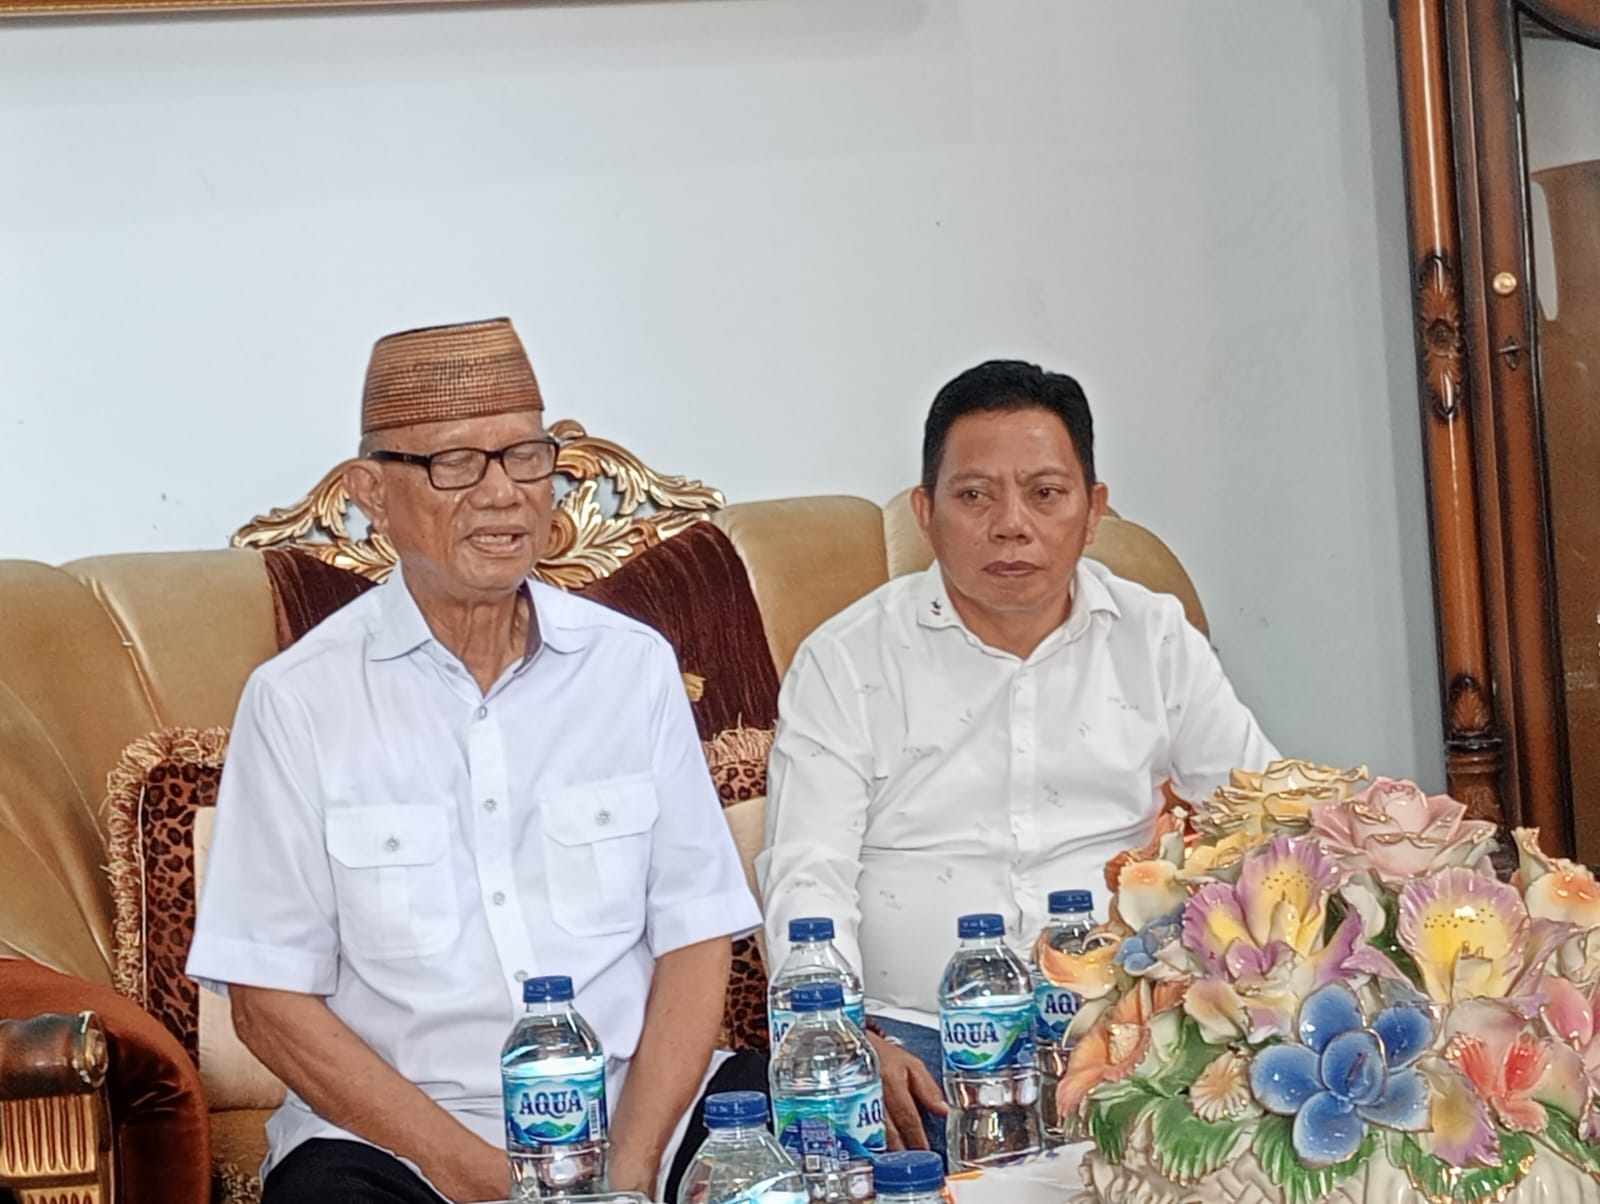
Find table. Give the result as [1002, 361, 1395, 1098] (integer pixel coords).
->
[948, 1143, 1089, 1204]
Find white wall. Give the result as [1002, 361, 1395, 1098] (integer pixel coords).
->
[0, 0, 1444, 786]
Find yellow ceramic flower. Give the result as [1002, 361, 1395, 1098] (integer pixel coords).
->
[1194, 759, 1368, 839]
[1189, 1049, 1257, 1122]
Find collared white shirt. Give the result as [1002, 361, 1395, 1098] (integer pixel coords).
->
[756, 560, 1277, 1027]
[187, 566, 761, 1179]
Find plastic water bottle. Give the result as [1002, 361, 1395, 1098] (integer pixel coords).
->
[769, 917, 866, 1047]
[938, 914, 1041, 1168]
[1032, 890, 1095, 1145]
[769, 981, 887, 1202]
[676, 1091, 807, 1204]
[501, 975, 608, 1199]
[871, 1151, 946, 1203]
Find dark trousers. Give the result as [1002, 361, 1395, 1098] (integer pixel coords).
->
[262, 1051, 769, 1204]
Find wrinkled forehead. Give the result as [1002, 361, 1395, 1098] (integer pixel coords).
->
[371, 409, 547, 453]
[939, 409, 1086, 481]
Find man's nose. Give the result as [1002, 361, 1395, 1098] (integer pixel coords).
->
[991, 491, 1031, 540]
[472, 456, 519, 504]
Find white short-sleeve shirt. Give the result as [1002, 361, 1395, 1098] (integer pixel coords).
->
[758, 559, 1278, 1027]
[187, 565, 761, 1177]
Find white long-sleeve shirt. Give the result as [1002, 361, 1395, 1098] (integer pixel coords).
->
[188, 566, 760, 1181]
[756, 559, 1277, 1027]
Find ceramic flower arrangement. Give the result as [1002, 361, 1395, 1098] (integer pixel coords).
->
[1042, 760, 1600, 1204]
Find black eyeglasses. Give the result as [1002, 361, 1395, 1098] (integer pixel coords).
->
[367, 437, 560, 490]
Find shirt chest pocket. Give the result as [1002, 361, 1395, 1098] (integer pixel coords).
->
[325, 805, 460, 960]
[539, 776, 659, 937]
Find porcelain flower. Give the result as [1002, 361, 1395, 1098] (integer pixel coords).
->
[1541, 975, 1600, 1138]
[1183, 835, 1400, 1039]
[1112, 909, 1188, 980]
[1414, 1054, 1500, 1167]
[1184, 976, 1251, 1043]
[1190, 1049, 1258, 1122]
[1442, 999, 1586, 1137]
[1114, 857, 1189, 934]
[1034, 928, 1122, 1002]
[1397, 866, 1567, 1006]
[1103, 808, 1187, 898]
[1248, 981, 1432, 1168]
[1310, 777, 1497, 887]
[1515, 828, 1600, 985]
[1056, 979, 1187, 1117]
[1195, 760, 1368, 839]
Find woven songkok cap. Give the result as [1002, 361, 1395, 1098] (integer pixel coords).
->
[361, 318, 543, 435]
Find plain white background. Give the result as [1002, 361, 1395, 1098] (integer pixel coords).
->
[1, 0, 1446, 784]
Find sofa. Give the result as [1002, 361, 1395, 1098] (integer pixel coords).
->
[0, 419, 1207, 1204]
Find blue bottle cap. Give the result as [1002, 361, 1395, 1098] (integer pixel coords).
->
[788, 916, 836, 942]
[1049, 890, 1094, 915]
[957, 913, 1005, 939]
[703, 1090, 769, 1129]
[874, 1150, 945, 1192]
[522, 975, 574, 1004]
[790, 981, 845, 1013]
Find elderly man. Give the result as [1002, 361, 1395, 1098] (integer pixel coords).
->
[187, 319, 761, 1203]
[757, 360, 1278, 1159]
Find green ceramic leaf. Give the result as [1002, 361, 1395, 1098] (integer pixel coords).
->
[1253, 1114, 1377, 1204]
[1373, 893, 1426, 990]
[1388, 1130, 1538, 1202]
[1537, 1104, 1600, 1173]
[1140, 1017, 1228, 1098]
[1147, 1096, 1246, 1184]
[1088, 1084, 1157, 1164]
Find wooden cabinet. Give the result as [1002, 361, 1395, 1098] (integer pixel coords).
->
[1392, 1, 1600, 857]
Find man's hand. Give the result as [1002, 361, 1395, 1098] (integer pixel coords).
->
[428, 1139, 511, 1204]
[605, 1148, 660, 1197]
[869, 1032, 948, 1151]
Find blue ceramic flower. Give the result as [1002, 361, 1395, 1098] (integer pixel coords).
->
[1248, 981, 1433, 1167]
[1114, 909, 1184, 976]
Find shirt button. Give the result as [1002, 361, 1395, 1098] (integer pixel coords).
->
[514, 970, 528, 983]
[477, 705, 489, 720]
[483, 799, 498, 813]
[595, 809, 612, 827]
[492, 891, 506, 906]
[384, 836, 400, 852]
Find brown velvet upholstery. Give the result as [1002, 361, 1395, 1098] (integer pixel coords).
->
[0, 961, 210, 1204]
[260, 548, 377, 649]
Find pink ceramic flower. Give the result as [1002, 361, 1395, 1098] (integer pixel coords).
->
[1310, 777, 1496, 887]
[1541, 975, 1600, 1138]
[1442, 1000, 1585, 1136]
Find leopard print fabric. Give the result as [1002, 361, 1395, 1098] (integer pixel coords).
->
[702, 724, 776, 1052]
[105, 728, 229, 1065]
[719, 935, 771, 1053]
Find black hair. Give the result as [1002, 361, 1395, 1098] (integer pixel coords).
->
[920, 360, 1095, 495]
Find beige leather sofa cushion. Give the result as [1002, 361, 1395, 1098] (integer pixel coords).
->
[67, 550, 278, 730]
[880, 489, 1209, 637]
[713, 498, 889, 680]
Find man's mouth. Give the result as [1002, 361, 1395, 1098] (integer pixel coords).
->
[467, 530, 528, 554]
[984, 561, 1038, 577]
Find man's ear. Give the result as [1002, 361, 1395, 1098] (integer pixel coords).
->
[911, 484, 933, 536]
[1085, 481, 1110, 546]
[344, 458, 389, 537]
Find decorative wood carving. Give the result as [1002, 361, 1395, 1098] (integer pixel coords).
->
[232, 419, 725, 591]
[1392, 0, 1588, 855]
[1392, 0, 1507, 825]
[1417, 251, 1466, 420]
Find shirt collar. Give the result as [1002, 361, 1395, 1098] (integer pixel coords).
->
[914, 558, 1121, 646]
[367, 563, 583, 663]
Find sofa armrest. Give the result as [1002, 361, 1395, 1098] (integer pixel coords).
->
[0, 961, 211, 1204]
[0, 1010, 109, 1099]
